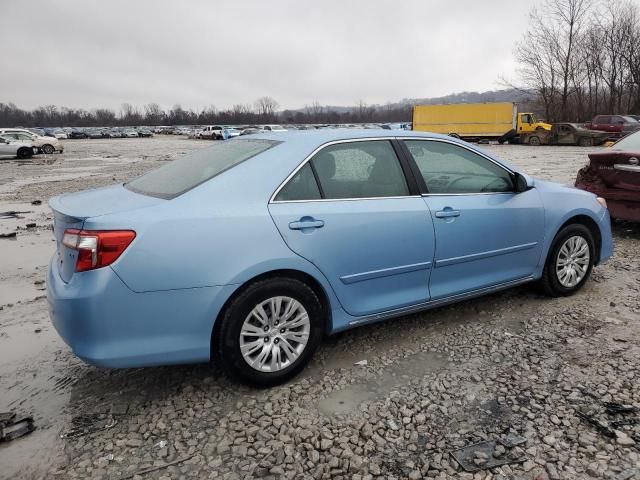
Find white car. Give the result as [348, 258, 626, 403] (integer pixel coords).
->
[260, 125, 287, 132]
[51, 129, 68, 139]
[0, 135, 35, 159]
[123, 129, 139, 138]
[0, 129, 63, 154]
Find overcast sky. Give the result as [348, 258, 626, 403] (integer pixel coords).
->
[3, 0, 536, 112]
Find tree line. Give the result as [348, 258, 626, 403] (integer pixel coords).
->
[515, 0, 640, 122]
[0, 96, 412, 128]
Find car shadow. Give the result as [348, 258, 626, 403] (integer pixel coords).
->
[64, 284, 543, 418]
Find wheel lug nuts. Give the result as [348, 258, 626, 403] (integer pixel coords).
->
[280, 329, 285, 333]
[264, 337, 269, 342]
[274, 338, 279, 344]
[263, 326, 269, 332]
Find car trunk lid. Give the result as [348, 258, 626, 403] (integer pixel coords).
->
[49, 184, 163, 282]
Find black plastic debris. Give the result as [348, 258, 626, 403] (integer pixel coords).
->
[0, 412, 35, 442]
[605, 402, 638, 415]
[0, 232, 17, 239]
[450, 440, 527, 473]
[31, 200, 42, 205]
[0, 211, 31, 220]
[499, 433, 528, 448]
[25, 223, 36, 229]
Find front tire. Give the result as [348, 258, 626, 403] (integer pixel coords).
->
[215, 277, 325, 386]
[539, 224, 595, 297]
[17, 147, 33, 159]
[528, 135, 541, 146]
[41, 144, 55, 154]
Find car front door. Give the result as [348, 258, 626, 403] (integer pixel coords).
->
[401, 139, 545, 300]
[556, 125, 574, 144]
[268, 139, 435, 317]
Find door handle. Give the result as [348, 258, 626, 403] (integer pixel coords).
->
[289, 218, 325, 230]
[435, 209, 461, 218]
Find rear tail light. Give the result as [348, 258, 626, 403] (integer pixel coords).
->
[62, 229, 136, 272]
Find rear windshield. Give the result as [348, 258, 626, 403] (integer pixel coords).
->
[613, 130, 640, 151]
[126, 138, 279, 199]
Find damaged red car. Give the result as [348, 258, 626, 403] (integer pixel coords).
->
[576, 130, 640, 221]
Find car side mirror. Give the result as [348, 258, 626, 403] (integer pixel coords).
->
[514, 172, 531, 193]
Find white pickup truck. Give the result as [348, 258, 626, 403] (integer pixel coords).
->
[198, 125, 224, 140]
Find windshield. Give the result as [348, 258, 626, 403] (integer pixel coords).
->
[126, 138, 280, 199]
[612, 130, 640, 150]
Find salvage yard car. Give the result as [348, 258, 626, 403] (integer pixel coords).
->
[0, 134, 35, 159]
[522, 123, 610, 147]
[48, 130, 613, 386]
[0, 128, 63, 154]
[575, 129, 640, 221]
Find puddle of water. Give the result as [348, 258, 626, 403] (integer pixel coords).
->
[317, 351, 449, 416]
[0, 233, 54, 272]
[0, 280, 44, 307]
[0, 303, 71, 479]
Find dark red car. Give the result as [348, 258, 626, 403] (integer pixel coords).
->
[584, 114, 640, 139]
[575, 131, 640, 221]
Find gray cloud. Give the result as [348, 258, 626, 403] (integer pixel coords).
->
[2, 0, 533, 111]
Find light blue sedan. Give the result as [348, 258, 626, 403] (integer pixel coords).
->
[48, 130, 613, 385]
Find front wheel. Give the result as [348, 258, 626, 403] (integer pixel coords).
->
[41, 144, 55, 154]
[539, 224, 595, 297]
[215, 278, 325, 386]
[17, 147, 33, 159]
[528, 136, 541, 146]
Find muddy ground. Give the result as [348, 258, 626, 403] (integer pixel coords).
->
[0, 137, 638, 480]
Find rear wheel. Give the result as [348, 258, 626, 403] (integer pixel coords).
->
[17, 147, 33, 159]
[579, 136, 594, 147]
[528, 135, 541, 146]
[539, 224, 595, 297]
[215, 277, 325, 386]
[41, 144, 55, 154]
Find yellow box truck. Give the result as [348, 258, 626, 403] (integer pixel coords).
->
[412, 102, 551, 142]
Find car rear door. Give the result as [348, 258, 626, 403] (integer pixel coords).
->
[268, 139, 435, 317]
[400, 139, 545, 300]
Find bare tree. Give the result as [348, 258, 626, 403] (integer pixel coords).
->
[254, 96, 279, 121]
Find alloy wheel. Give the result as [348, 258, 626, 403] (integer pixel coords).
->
[239, 296, 310, 372]
[555, 235, 590, 288]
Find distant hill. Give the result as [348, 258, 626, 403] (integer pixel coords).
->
[288, 89, 535, 113]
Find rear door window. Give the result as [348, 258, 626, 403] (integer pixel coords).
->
[126, 138, 279, 199]
[310, 141, 409, 199]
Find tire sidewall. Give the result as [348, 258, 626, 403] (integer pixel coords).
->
[545, 225, 595, 296]
[217, 278, 324, 386]
[42, 144, 54, 154]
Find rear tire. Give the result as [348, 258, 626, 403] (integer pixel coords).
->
[17, 147, 33, 159]
[539, 224, 595, 297]
[579, 137, 594, 147]
[214, 277, 325, 386]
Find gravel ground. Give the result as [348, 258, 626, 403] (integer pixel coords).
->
[0, 137, 638, 480]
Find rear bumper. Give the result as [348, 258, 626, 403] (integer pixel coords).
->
[47, 257, 235, 368]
